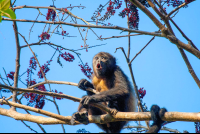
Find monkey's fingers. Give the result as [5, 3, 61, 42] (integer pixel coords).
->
[81, 96, 90, 108]
[71, 111, 89, 125]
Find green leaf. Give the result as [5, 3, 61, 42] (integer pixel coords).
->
[0, 0, 5, 3]
[0, 0, 10, 11]
[1, 8, 16, 19]
[0, 15, 2, 22]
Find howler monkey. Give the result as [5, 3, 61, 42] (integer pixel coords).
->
[71, 52, 166, 133]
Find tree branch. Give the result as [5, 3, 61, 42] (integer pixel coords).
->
[129, 36, 155, 64]
[0, 106, 200, 125]
[167, 2, 194, 18]
[124, 125, 181, 133]
[12, 21, 21, 111]
[98, 34, 142, 40]
[1, 18, 163, 37]
[0, 84, 113, 115]
[129, 0, 200, 60]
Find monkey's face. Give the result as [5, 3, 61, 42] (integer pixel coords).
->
[93, 52, 116, 78]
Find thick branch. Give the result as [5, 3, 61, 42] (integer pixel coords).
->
[0, 107, 67, 125]
[0, 99, 71, 122]
[0, 106, 200, 125]
[148, 1, 200, 88]
[129, 0, 200, 59]
[166, 34, 200, 59]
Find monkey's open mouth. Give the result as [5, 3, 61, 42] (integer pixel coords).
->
[97, 63, 102, 70]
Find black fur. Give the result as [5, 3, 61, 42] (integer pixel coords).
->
[147, 105, 167, 133]
[71, 52, 167, 133]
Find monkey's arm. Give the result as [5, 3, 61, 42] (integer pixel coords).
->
[81, 82, 129, 107]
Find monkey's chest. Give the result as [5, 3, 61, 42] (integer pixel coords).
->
[93, 79, 109, 92]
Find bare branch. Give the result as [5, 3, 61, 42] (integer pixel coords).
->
[2, 18, 163, 37]
[18, 101, 47, 133]
[12, 20, 21, 111]
[27, 80, 98, 94]
[18, 33, 53, 92]
[0, 107, 67, 124]
[1, 99, 71, 122]
[124, 125, 181, 133]
[129, 0, 165, 30]
[21, 121, 38, 133]
[98, 34, 142, 40]
[129, 36, 155, 64]
[167, 2, 194, 18]
[0, 84, 112, 115]
[0, 106, 200, 125]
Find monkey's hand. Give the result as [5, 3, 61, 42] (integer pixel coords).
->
[80, 95, 96, 108]
[70, 111, 89, 125]
[78, 79, 94, 91]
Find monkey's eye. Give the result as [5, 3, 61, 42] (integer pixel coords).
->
[101, 56, 107, 60]
[101, 56, 106, 59]
[95, 57, 99, 60]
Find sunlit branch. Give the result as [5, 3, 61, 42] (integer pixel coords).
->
[0, 106, 200, 125]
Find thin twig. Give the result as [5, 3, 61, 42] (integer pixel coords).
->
[18, 101, 47, 133]
[29, 13, 40, 41]
[167, 2, 192, 18]
[21, 121, 38, 133]
[45, 98, 65, 133]
[98, 34, 142, 40]
[124, 125, 181, 133]
[2, 68, 11, 86]
[129, 36, 155, 64]
[18, 33, 53, 92]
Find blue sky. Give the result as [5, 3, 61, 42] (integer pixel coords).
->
[0, 0, 200, 133]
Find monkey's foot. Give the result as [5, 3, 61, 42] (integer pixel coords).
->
[70, 111, 89, 125]
[109, 108, 118, 116]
